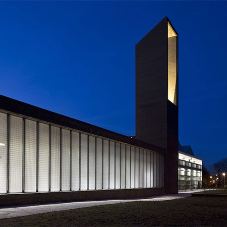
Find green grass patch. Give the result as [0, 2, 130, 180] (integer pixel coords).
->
[0, 196, 227, 226]
[195, 189, 227, 195]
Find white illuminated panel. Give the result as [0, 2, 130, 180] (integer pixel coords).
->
[103, 139, 109, 190]
[140, 149, 144, 188]
[96, 138, 102, 190]
[146, 151, 151, 188]
[150, 152, 154, 187]
[135, 148, 139, 188]
[109, 141, 115, 189]
[25, 119, 36, 192]
[130, 147, 135, 188]
[0, 113, 7, 193]
[126, 146, 130, 189]
[71, 131, 79, 191]
[156, 153, 160, 187]
[121, 144, 126, 189]
[9, 115, 23, 193]
[115, 143, 120, 189]
[160, 154, 164, 187]
[153, 153, 157, 187]
[89, 136, 95, 190]
[81, 133, 88, 190]
[50, 126, 60, 192]
[143, 150, 147, 188]
[38, 123, 49, 192]
[61, 129, 70, 191]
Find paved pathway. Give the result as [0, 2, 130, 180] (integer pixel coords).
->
[0, 190, 202, 219]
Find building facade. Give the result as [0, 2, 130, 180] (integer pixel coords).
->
[0, 17, 185, 201]
[178, 145, 202, 190]
[0, 96, 165, 195]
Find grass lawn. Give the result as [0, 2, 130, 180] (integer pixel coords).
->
[195, 189, 227, 195]
[0, 196, 227, 226]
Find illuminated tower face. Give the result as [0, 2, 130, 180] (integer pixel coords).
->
[168, 22, 178, 105]
[136, 17, 178, 194]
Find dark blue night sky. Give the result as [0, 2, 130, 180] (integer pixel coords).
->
[0, 1, 226, 168]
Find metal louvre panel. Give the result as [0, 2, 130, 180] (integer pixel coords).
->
[120, 144, 126, 189]
[139, 149, 144, 188]
[146, 151, 151, 188]
[103, 139, 109, 190]
[25, 119, 36, 192]
[143, 150, 147, 188]
[9, 115, 23, 193]
[51, 126, 60, 192]
[71, 131, 79, 191]
[96, 138, 102, 190]
[161, 154, 164, 187]
[109, 141, 115, 189]
[157, 153, 160, 187]
[38, 123, 49, 192]
[135, 148, 139, 188]
[150, 152, 154, 187]
[115, 143, 120, 189]
[89, 136, 95, 190]
[153, 153, 157, 187]
[81, 133, 88, 190]
[130, 147, 135, 188]
[0, 113, 7, 193]
[126, 146, 130, 189]
[62, 129, 70, 191]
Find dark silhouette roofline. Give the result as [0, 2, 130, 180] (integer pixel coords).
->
[0, 94, 166, 154]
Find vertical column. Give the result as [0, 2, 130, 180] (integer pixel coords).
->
[38, 123, 49, 192]
[96, 138, 102, 190]
[25, 119, 37, 192]
[22, 119, 25, 193]
[89, 135, 95, 190]
[126, 146, 131, 189]
[130, 147, 135, 189]
[9, 115, 23, 193]
[120, 144, 126, 189]
[80, 133, 88, 190]
[36, 122, 39, 192]
[109, 141, 115, 189]
[71, 131, 79, 191]
[0, 113, 7, 194]
[103, 139, 109, 190]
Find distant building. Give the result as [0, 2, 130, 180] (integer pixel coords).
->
[178, 142, 202, 190]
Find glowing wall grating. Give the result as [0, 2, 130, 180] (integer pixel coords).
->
[89, 136, 95, 190]
[50, 126, 60, 192]
[103, 139, 109, 189]
[135, 148, 140, 188]
[38, 123, 49, 192]
[0, 113, 7, 193]
[121, 144, 126, 189]
[25, 119, 37, 192]
[9, 115, 23, 193]
[130, 147, 135, 188]
[81, 134, 88, 190]
[109, 141, 115, 189]
[61, 129, 70, 191]
[115, 143, 120, 189]
[1, 112, 165, 194]
[71, 131, 79, 191]
[96, 138, 102, 190]
[126, 146, 130, 189]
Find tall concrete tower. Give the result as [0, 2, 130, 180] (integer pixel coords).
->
[136, 17, 178, 194]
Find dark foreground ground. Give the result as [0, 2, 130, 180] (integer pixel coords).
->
[0, 196, 227, 226]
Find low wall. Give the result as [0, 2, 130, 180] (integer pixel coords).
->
[0, 187, 165, 207]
